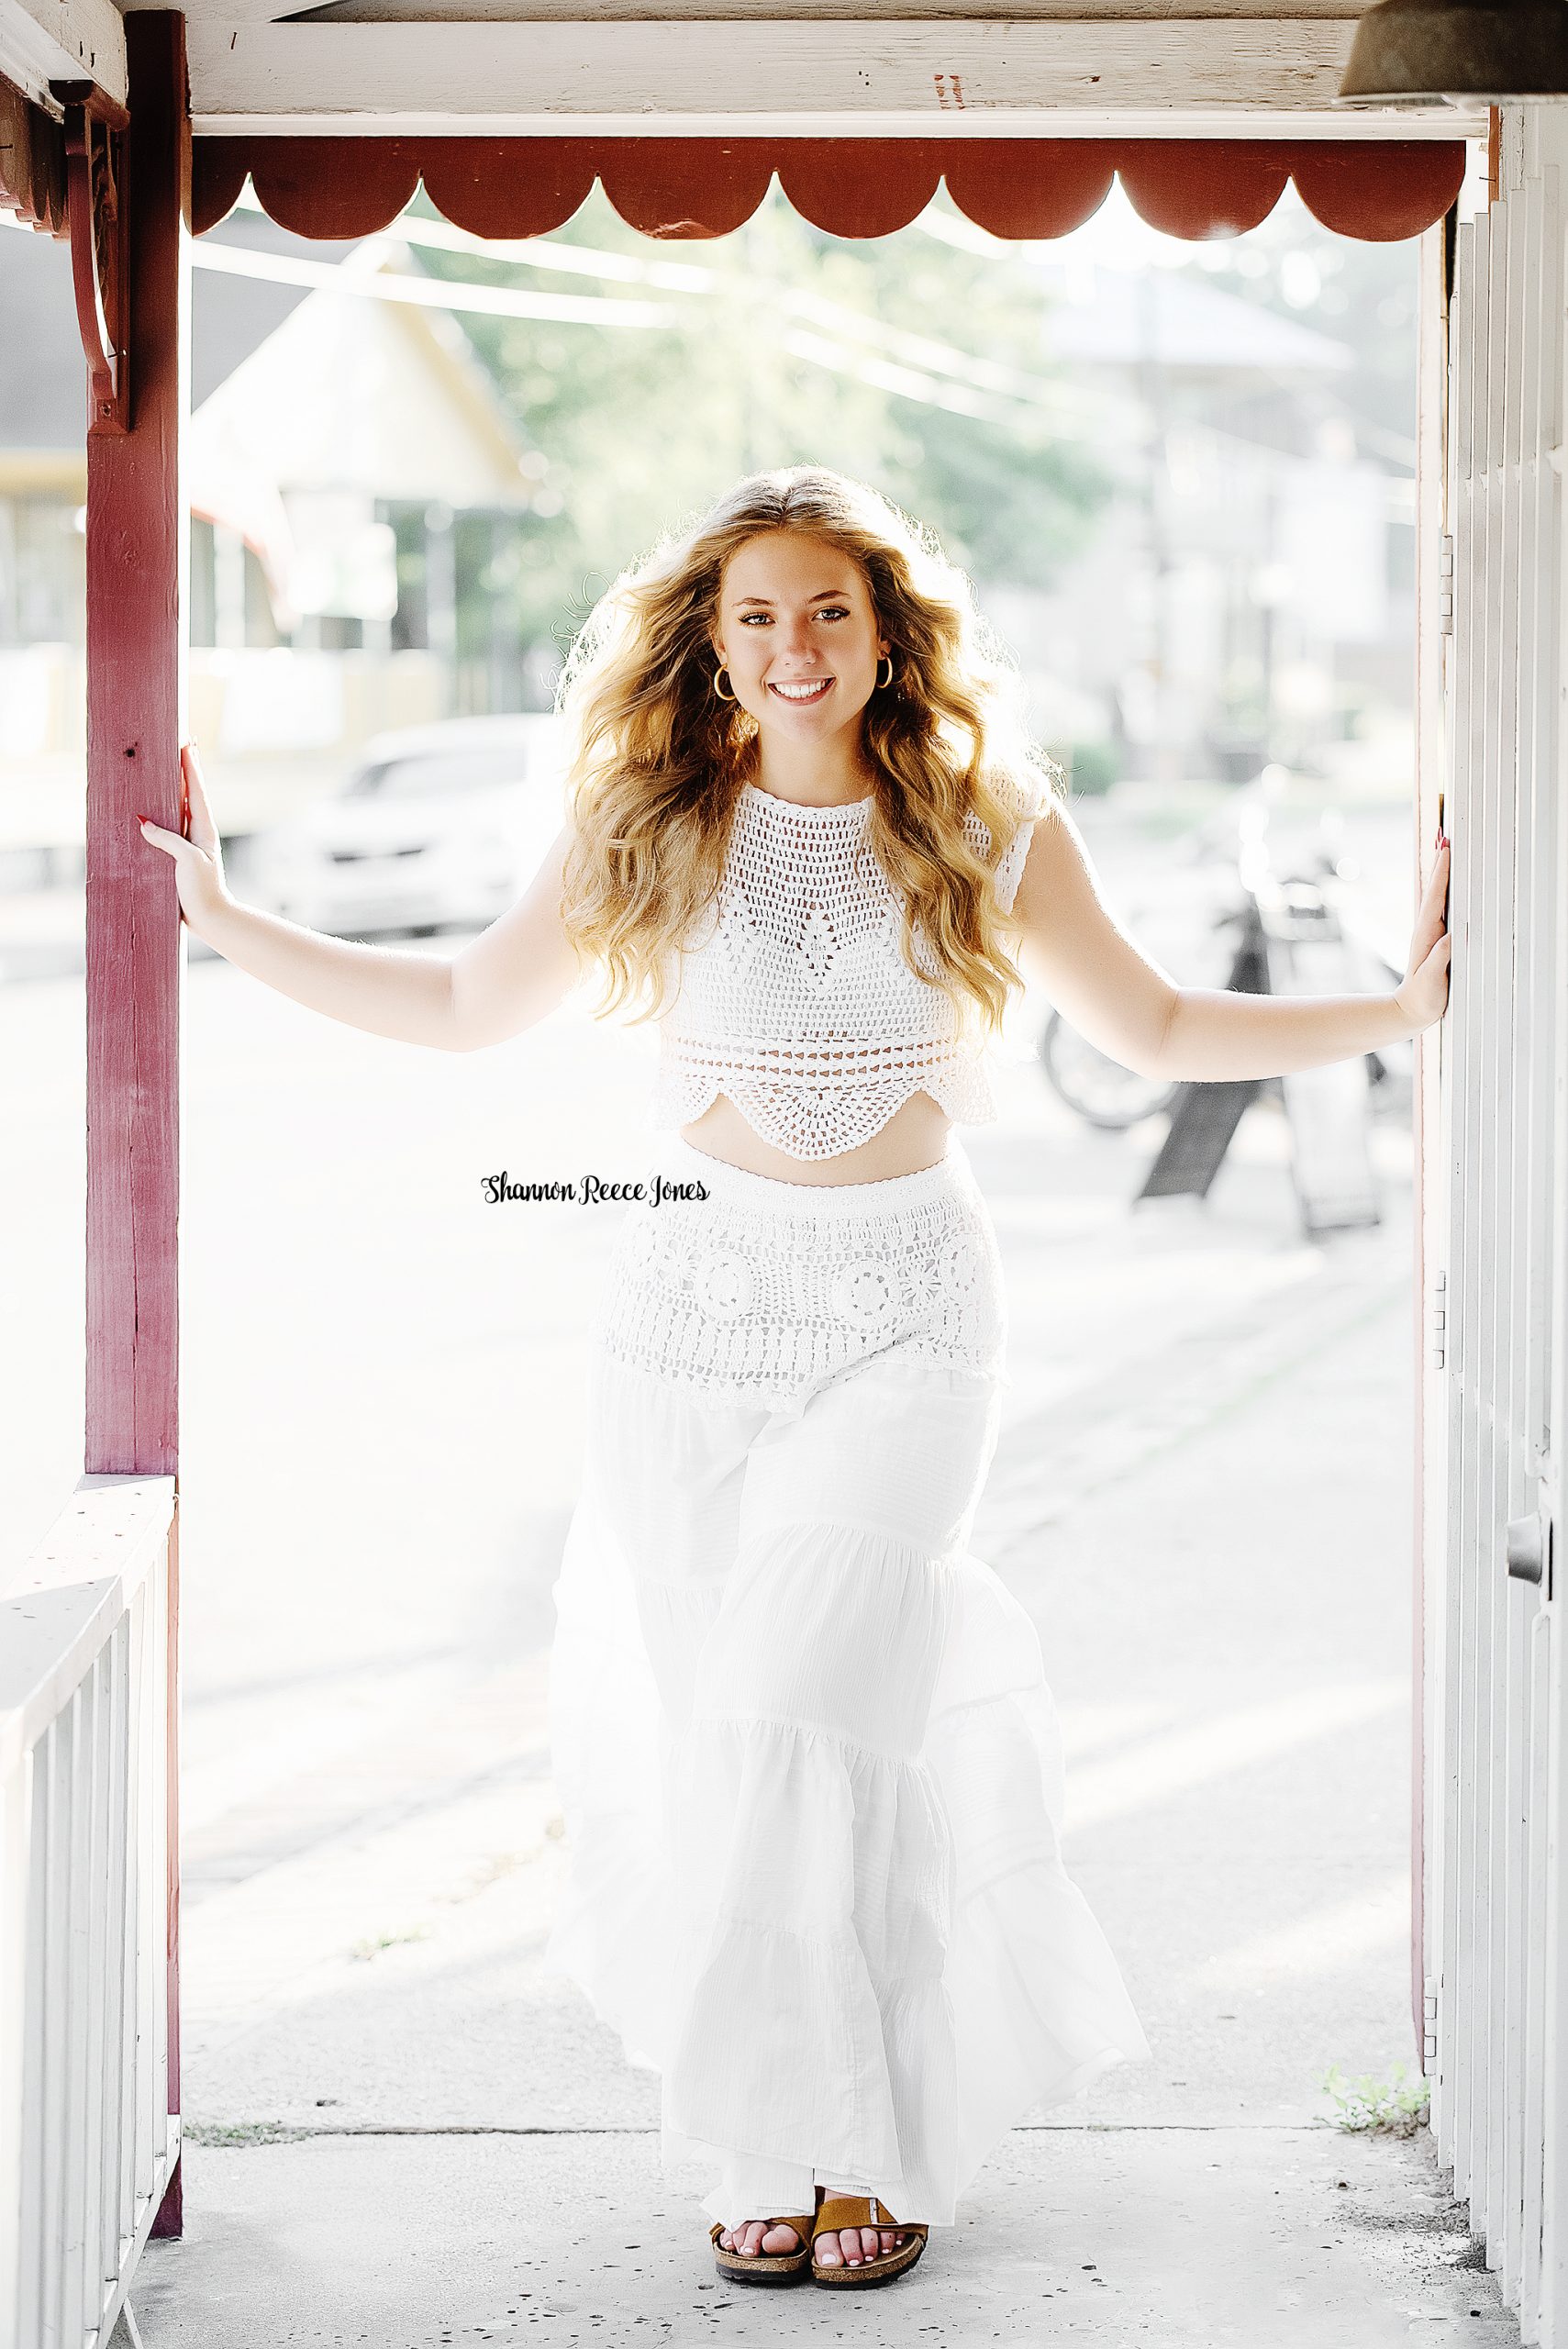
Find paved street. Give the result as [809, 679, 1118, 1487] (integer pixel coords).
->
[2, 923, 1514, 2345]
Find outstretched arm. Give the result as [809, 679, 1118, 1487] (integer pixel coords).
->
[1009, 798, 1451, 1084]
[139, 744, 582, 1052]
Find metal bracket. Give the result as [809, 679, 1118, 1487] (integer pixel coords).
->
[51, 80, 130, 436]
[1439, 532, 1454, 636]
[1429, 1268, 1447, 1373]
[1423, 1974, 1439, 2071]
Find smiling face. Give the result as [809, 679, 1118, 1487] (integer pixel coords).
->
[711, 529, 888, 754]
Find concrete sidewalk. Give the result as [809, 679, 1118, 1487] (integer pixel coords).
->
[4, 957, 1512, 2343]
[129, 1239, 1510, 2346]
[130, 2129, 1507, 2347]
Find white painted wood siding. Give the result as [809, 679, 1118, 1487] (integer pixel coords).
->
[1429, 100, 1568, 2349]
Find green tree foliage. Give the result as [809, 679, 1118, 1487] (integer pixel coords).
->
[408, 186, 1116, 678]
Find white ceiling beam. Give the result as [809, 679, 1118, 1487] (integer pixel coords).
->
[184, 19, 1483, 137]
[164, 0, 1384, 12]
[0, 0, 126, 108]
[120, 0, 1394, 22]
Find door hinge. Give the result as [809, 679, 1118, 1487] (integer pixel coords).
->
[1439, 533, 1454, 635]
[1430, 1269, 1448, 1372]
[1424, 1974, 1440, 2071]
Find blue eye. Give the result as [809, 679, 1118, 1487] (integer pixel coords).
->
[739, 612, 772, 626]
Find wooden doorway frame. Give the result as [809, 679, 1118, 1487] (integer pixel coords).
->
[0, 12, 1475, 2253]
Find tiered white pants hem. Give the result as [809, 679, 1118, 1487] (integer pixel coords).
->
[539, 1138, 1151, 2231]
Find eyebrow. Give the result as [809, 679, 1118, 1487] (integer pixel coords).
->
[732, 587, 851, 606]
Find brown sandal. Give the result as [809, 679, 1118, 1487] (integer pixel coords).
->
[709, 2189, 820, 2285]
[810, 2192, 929, 2288]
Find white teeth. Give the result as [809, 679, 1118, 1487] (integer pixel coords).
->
[770, 680, 831, 701]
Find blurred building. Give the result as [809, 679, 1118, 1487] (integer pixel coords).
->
[985, 250, 1410, 793]
[0, 212, 535, 878]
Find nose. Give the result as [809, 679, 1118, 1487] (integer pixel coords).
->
[772, 618, 821, 670]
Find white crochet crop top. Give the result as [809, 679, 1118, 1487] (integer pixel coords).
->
[650, 781, 1037, 1161]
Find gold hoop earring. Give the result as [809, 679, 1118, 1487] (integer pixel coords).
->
[713, 666, 738, 703]
[876, 654, 895, 690]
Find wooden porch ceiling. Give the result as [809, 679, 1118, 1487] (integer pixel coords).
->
[3, 0, 1488, 136]
[0, 3, 1481, 255]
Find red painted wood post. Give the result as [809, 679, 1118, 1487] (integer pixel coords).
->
[83, 8, 189, 2238]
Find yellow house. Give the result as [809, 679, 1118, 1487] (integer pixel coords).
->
[0, 206, 534, 863]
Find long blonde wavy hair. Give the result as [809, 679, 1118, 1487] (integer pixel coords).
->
[557, 465, 1062, 1030]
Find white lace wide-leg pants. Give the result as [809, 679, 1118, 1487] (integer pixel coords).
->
[538, 1137, 1151, 2232]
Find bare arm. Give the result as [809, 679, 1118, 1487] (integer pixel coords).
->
[195, 898, 462, 1048]
[1010, 798, 1451, 1084]
[447, 824, 582, 1052]
[139, 746, 581, 1053]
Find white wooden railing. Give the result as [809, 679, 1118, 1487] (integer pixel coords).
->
[0, 1475, 181, 2349]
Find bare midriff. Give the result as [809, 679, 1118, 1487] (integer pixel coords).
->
[679, 1088, 953, 1186]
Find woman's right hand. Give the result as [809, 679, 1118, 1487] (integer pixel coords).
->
[138, 742, 230, 932]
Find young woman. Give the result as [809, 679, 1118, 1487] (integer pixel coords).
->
[141, 466, 1451, 2293]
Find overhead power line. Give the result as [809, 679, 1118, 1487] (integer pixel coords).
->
[192, 234, 675, 331]
[219, 186, 1134, 434]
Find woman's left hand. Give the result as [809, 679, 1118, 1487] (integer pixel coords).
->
[1395, 836, 1452, 1035]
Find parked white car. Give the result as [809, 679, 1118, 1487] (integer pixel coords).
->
[237, 714, 567, 937]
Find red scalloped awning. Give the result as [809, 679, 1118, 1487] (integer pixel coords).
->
[193, 135, 1467, 247]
